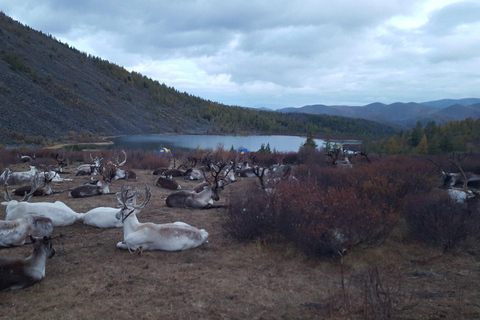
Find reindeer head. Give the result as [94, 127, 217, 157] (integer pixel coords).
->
[30, 235, 55, 258]
[116, 184, 151, 222]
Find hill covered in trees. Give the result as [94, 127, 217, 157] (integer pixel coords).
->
[371, 118, 480, 154]
[0, 12, 396, 147]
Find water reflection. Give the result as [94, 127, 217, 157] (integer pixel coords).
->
[110, 134, 327, 153]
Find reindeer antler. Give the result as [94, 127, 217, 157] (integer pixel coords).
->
[447, 152, 469, 192]
[3, 168, 12, 201]
[21, 172, 43, 202]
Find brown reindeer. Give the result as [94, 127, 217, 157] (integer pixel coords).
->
[155, 176, 181, 190]
[165, 155, 232, 209]
[69, 167, 116, 198]
[0, 236, 55, 291]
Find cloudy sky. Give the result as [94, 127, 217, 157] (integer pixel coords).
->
[1, 0, 479, 109]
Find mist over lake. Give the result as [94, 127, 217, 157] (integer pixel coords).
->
[110, 135, 328, 153]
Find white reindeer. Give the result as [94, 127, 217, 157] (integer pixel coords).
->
[1, 166, 38, 185]
[78, 193, 131, 228]
[76, 154, 103, 175]
[0, 215, 53, 247]
[3, 175, 83, 227]
[3, 199, 82, 227]
[0, 236, 55, 291]
[116, 185, 209, 252]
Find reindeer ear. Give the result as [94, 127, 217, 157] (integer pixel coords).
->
[30, 235, 35, 243]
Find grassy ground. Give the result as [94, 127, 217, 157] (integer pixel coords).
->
[1, 163, 480, 319]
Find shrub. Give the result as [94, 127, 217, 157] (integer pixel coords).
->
[224, 176, 401, 257]
[404, 190, 480, 250]
[223, 185, 274, 241]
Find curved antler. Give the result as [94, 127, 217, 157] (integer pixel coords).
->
[132, 184, 151, 210]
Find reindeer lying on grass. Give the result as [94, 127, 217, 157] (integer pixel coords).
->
[116, 185, 209, 252]
[2, 171, 82, 227]
[0, 236, 55, 291]
[79, 192, 132, 229]
[69, 167, 115, 198]
[0, 215, 53, 247]
[1, 166, 38, 185]
[165, 157, 232, 209]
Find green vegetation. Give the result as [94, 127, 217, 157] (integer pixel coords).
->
[374, 118, 480, 154]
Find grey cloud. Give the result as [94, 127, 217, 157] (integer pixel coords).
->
[424, 0, 480, 35]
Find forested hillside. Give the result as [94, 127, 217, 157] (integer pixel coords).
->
[0, 12, 396, 147]
[373, 118, 480, 154]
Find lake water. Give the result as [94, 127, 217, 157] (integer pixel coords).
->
[109, 134, 328, 153]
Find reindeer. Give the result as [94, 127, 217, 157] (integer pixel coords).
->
[3, 172, 83, 227]
[13, 169, 55, 197]
[162, 168, 185, 177]
[78, 192, 131, 228]
[51, 153, 68, 173]
[325, 147, 353, 168]
[116, 185, 209, 252]
[430, 153, 480, 190]
[107, 150, 136, 180]
[0, 236, 55, 291]
[179, 156, 205, 180]
[76, 153, 103, 175]
[443, 171, 480, 189]
[0, 215, 53, 247]
[2, 166, 38, 185]
[152, 167, 169, 175]
[69, 167, 115, 198]
[165, 157, 231, 209]
[18, 154, 35, 163]
[155, 176, 181, 190]
[235, 161, 256, 177]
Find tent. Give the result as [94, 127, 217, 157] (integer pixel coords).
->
[238, 148, 248, 155]
[158, 147, 171, 154]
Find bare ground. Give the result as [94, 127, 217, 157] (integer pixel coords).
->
[1, 163, 480, 319]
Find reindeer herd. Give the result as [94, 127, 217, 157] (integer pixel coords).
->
[0, 150, 292, 291]
[1, 149, 478, 292]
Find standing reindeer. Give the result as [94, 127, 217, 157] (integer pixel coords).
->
[116, 185, 209, 252]
[0, 236, 55, 291]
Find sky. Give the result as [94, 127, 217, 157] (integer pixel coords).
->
[1, 0, 480, 109]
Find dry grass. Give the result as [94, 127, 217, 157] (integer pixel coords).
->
[1, 162, 480, 319]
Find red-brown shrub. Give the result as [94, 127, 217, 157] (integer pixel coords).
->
[223, 184, 274, 240]
[404, 190, 480, 250]
[224, 155, 442, 257]
[273, 180, 399, 255]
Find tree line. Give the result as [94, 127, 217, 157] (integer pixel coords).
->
[367, 118, 480, 155]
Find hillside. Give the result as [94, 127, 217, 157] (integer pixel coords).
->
[0, 12, 397, 146]
[278, 99, 480, 127]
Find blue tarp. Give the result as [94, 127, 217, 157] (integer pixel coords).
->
[238, 148, 248, 154]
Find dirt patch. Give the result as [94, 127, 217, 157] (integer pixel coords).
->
[1, 163, 480, 319]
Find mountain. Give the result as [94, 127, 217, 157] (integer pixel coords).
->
[278, 99, 480, 127]
[421, 98, 480, 108]
[0, 13, 397, 146]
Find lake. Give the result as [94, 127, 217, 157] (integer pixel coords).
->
[109, 134, 329, 153]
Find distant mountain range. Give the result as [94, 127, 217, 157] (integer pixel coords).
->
[277, 98, 480, 127]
